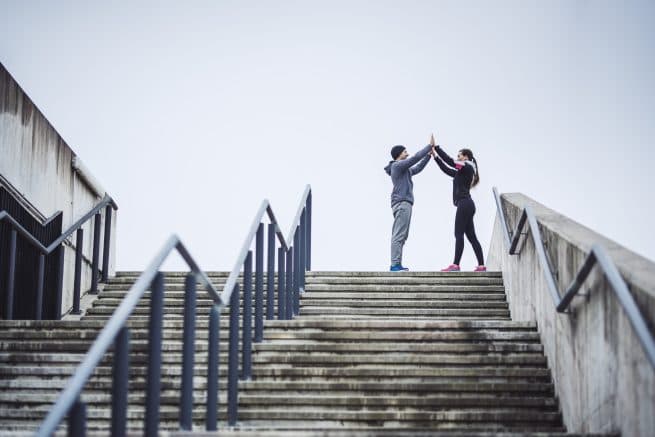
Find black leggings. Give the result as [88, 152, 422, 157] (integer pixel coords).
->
[454, 197, 484, 266]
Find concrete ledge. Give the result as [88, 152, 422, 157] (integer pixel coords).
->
[488, 192, 655, 436]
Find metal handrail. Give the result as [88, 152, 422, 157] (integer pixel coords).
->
[221, 184, 312, 307]
[38, 185, 312, 434]
[1, 194, 118, 319]
[492, 187, 655, 368]
[220, 201, 284, 305]
[0, 194, 117, 254]
[37, 235, 221, 436]
[286, 185, 312, 243]
[50, 195, 118, 251]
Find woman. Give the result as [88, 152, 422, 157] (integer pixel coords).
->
[432, 144, 486, 272]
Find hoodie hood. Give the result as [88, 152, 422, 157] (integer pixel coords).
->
[384, 160, 395, 175]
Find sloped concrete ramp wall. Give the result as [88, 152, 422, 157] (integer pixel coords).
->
[488, 192, 655, 436]
[0, 62, 117, 316]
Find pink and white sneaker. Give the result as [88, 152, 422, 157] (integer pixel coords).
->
[473, 265, 487, 272]
[441, 264, 460, 272]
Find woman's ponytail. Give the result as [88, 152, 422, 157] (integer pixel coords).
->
[471, 156, 480, 188]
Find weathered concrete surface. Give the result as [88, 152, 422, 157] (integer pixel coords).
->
[0, 63, 117, 317]
[488, 192, 655, 436]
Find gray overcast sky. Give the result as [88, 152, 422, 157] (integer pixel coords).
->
[1, 1, 654, 271]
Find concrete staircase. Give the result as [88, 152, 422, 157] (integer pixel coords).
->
[0, 271, 604, 435]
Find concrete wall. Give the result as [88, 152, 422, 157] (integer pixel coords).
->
[488, 192, 655, 436]
[0, 63, 117, 317]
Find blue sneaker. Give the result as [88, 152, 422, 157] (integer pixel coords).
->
[390, 264, 409, 272]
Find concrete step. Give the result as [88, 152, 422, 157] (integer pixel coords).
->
[114, 271, 504, 278]
[304, 285, 506, 292]
[0, 364, 552, 380]
[251, 353, 547, 366]
[99, 290, 508, 300]
[238, 380, 555, 393]
[101, 284, 507, 293]
[0, 339, 544, 355]
[0, 428, 613, 437]
[0, 406, 563, 423]
[0, 319, 536, 330]
[1, 350, 549, 368]
[83, 306, 511, 317]
[0, 315, 537, 332]
[103, 276, 506, 285]
[173, 431, 608, 437]
[0, 392, 559, 410]
[0, 380, 557, 400]
[0, 325, 539, 344]
[0, 348, 548, 367]
[0, 422, 569, 435]
[0, 329, 541, 342]
[110, 273, 505, 282]
[2, 369, 550, 388]
[81, 315, 513, 321]
[88, 298, 509, 309]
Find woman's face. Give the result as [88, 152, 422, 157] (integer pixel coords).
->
[457, 151, 469, 161]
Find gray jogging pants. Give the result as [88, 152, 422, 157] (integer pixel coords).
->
[390, 201, 412, 266]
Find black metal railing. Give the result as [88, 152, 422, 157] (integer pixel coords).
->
[219, 184, 312, 425]
[0, 194, 118, 320]
[37, 185, 312, 436]
[493, 187, 655, 368]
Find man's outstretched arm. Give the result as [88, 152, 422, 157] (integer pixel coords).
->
[410, 154, 431, 175]
[394, 145, 432, 171]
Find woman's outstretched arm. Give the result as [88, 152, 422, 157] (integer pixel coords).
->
[433, 155, 457, 177]
[435, 145, 456, 167]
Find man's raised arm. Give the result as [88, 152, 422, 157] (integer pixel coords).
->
[410, 154, 431, 175]
[394, 145, 433, 171]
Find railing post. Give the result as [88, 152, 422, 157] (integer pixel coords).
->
[242, 251, 253, 380]
[205, 304, 220, 431]
[145, 272, 164, 437]
[68, 397, 86, 437]
[286, 248, 293, 319]
[90, 213, 101, 294]
[266, 223, 275, 320]
[228, 284, 240, 426]
[55, 244, 65, 319]
[5, 229, 17, 320]
[35, 253, 45, 320]
[111, 327, 129, 437]
[180, 273, 196, 430]
[293, 229, 300, 316]
[101, 205, 112, 282]
[255, 223, 264, 342]
[72, 228, 83, 315]
[277, 247, 286, 321]
[307, 191, 312, 271]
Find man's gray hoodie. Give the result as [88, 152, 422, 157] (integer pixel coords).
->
[384, 145, 432, 207]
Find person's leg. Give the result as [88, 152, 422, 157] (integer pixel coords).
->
[464, 202, 485, 266]
[391, 202, 412, 266]
[453, 202, 469, 265]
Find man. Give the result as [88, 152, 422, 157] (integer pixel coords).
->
[384, 143, 434, 271]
